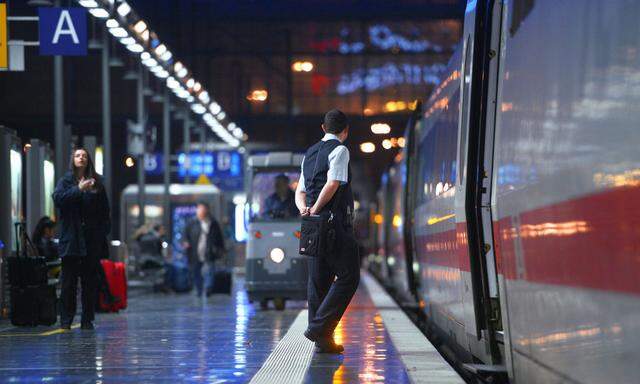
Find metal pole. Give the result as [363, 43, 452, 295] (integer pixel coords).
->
[200, 125, 205, 171]
[136, 63, 145, 228]
[183, 108, 191, 183]
[53, 1, 64, 180]
[101, 25, 112, 207]
[162, 88, 170, 232]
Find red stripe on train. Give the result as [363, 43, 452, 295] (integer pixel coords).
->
[417, 186, 640, 296]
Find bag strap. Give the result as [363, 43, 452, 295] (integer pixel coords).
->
[308, 141, 326, 193]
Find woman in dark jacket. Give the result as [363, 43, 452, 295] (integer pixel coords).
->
[52, 147, 111, 330]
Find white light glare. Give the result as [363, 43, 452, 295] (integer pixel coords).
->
[78, 0, 98, 8]
[108, 27, 128, 38]
[191, 104, 206, 114]
[126, 44, 144, 53]
[106, 19, 118, 28]
[117, 2, 131, 17]
[119, 37, 135, 45]
[198, 91, 210, 103]
[177, 68, 188, 78]
[154, 70, 169, 79]
[186, 78, 195, 88]
[233, 128, 243, 138]
[140, 51, 151, 61]
[155, 44, 167, 56]
[160, 51, 172, 62]
[216, 111, 226, 121]
[89, 8, 110, 18]
[143, 59, 158, 68]
[133, 20, 147, 34]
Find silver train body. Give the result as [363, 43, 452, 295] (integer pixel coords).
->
[371, 1, 640, 382]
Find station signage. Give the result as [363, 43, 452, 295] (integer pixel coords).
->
[144, 150, 244, 191]
[38, 7, 87, 56]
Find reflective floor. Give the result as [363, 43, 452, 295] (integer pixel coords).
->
[0, 278, 413, 383]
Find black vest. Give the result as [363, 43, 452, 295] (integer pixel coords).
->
[302, 139, 354, 219]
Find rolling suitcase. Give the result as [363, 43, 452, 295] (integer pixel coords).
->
[209, 269, 232, 295]
[9, 223, 57, 326]
[99, 260, 127, 312]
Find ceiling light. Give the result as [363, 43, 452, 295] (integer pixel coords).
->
[360, 142, 376, 153]
[143, 58, 158, 67]
[176, 67, 187, 78]
[186, 78, 195, 88]
[140, 29, 150, 42]
[116, 2, 131, 17]
[382, 139, 392, 150]
[246, 89, 268, 102]
[371, 123, 391, 134]
[160, 50, 172, 61]
[198, 91, 210, 103]
[209, 102, 221, 115]
[89, 8, 109, 18]
[106, 19, 118, 28]
[78, 0, 98, 8]
[133, 20, 147, 34]
[126, 43, 144, 53]
[216, 111, 226, 120]
[108, 27, 128, 38]
[233, 128, 243, 138]
[119, 36, 135, 45]
[155, 44, 167, 56]
[140, 51, 151, 61]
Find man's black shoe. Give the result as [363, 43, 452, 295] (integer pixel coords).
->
[304, 329, 319, 342]
[80, 322, 94, 330]
[315, 339, 344, 354]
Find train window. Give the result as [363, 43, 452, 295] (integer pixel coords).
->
[249, 171, 301, 221]
[458, 35, 473, 185]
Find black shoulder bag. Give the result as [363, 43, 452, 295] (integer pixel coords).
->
[298, 143, 343, 257]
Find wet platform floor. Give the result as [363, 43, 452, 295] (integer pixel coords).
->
[0, 276, 446, 383]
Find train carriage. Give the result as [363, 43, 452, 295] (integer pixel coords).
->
[373, 1, 640, 382]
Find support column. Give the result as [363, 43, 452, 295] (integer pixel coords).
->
[101, 25, 112, 206]
[162, 88, 171, 232]
[136, 63, 145, 228]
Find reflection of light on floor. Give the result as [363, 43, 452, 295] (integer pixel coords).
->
[234, 290, 249, 374]
[594, 168, 640, 187]
[333, 364, 345, 384]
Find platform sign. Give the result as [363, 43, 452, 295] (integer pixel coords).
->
[38, 7, 87, 56]
[0, 3, 7, 69]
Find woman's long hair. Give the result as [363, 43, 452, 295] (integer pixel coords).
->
[69, 147, 103, 189]
[32, 216, 55, 244]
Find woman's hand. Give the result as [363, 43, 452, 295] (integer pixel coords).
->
[78, 178, 95, 191]
[299, 207, 310, 217]
[309, 205, 320, 216]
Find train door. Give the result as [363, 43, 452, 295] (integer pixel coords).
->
[457, 0, 506, 369]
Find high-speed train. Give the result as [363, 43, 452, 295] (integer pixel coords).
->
[370, 1, 640, 383]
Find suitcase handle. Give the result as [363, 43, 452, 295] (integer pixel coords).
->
[14, 222, 39, 258]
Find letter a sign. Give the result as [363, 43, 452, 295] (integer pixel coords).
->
[39, 8, 87, 56]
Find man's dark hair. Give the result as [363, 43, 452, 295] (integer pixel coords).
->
[275, 174, 290, 183]
[196, 201, 210, 211]
[323, 109, 348, 134]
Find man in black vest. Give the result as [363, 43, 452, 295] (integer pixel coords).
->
[295, 109, 360, 353]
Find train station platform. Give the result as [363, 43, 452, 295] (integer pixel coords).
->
[0, 272, 463, 384]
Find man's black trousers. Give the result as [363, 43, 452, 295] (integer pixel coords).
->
[307, 220, 360, 338]
[60, 256, 98, 324]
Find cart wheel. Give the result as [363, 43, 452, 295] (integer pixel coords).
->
[273, 298, 286, 311]
[259, 299, 269, 310]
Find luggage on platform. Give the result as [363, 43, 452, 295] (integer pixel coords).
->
[98, 259, 128, 312]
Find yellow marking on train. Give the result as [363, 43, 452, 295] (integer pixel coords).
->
[0, 324, 80, 337]
[427, 213, 455, 225]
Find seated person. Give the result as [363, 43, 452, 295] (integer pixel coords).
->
[263, 174, 298, 219]
[32, 216, 58, 262]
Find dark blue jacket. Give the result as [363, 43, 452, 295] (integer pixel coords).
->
[52, 172, 111, 258]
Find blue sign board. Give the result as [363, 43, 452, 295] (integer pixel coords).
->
[144, 150, 244, 191]
[39, 7, 87, 56]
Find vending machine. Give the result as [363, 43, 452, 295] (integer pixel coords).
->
[26, 139, 56, 235]
[0, 127, 23, 317]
